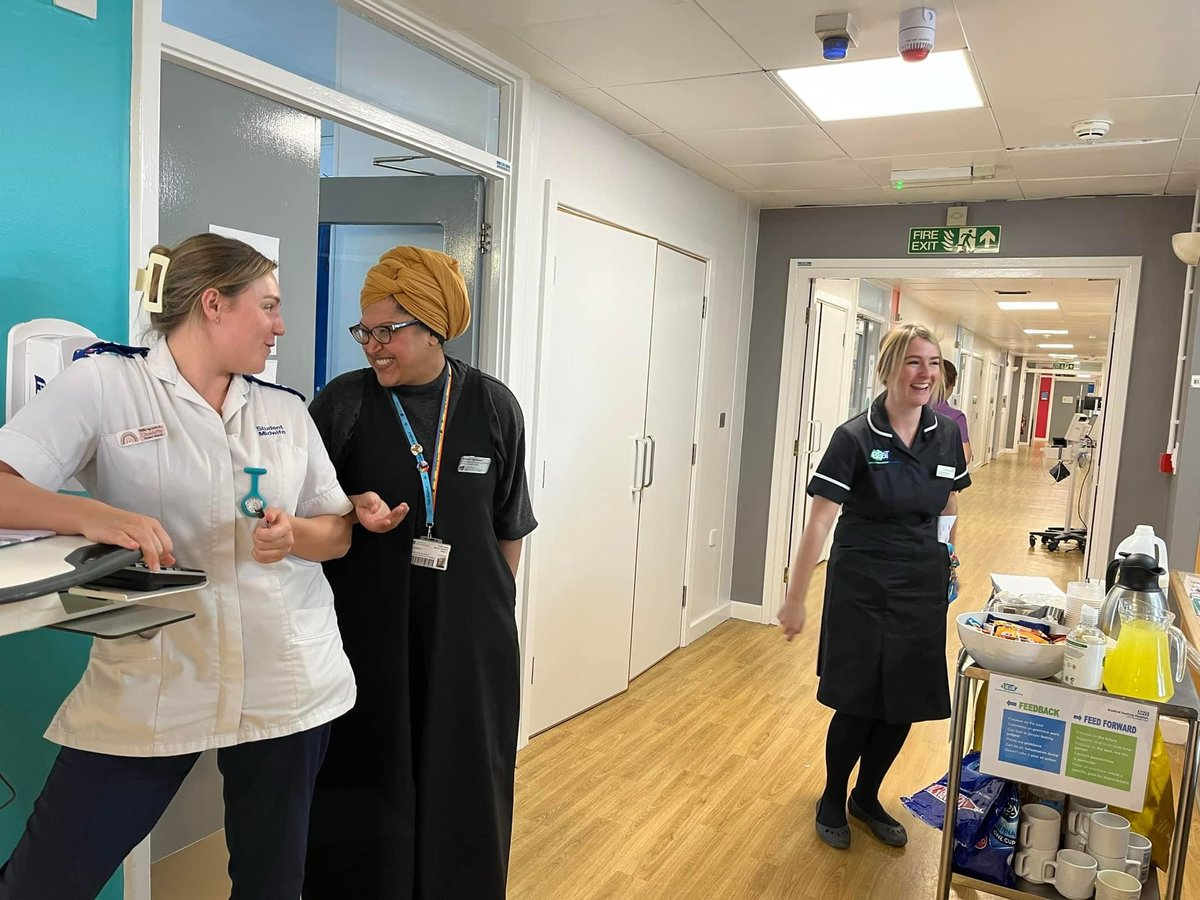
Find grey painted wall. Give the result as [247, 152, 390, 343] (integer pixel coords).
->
[159, 61, 321, 399]
[732, 196, 1193, 606]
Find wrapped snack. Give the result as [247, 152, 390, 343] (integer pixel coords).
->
[986, 615, 1053, 644]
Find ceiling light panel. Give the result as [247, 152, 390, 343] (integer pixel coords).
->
[997, 301, 1060, 311]
[776, 50, 982, 123]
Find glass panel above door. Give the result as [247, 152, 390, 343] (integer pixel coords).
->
[163, 0, 502, 155]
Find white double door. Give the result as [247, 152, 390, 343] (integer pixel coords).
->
[529, 210, 705, 735]
[790, 281, 856, 567]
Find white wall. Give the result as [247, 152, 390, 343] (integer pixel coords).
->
[508, 86, 758, 712]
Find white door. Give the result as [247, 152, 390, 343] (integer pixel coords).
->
[967, 353, 985, 463]
[790, 285, 852, 566]
[529, 210, 657, 734]
[629, 247, 705, 679]
[986, 361, 1003, 462]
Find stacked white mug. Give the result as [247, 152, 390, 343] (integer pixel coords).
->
[1082, 812, 1142, 879]
[1063, 795, 1107, 851]
[1013, 804, 1062, 885]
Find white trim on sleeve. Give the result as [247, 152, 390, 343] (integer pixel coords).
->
[813, 471, 852, 492]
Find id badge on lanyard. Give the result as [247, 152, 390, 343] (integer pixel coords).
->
[390, 367, 454, 572]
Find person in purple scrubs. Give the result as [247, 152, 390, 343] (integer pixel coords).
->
[932, 359, 972, 465]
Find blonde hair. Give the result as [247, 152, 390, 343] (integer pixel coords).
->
[145, 233, 276, 337]
[876, 323, 947, 404]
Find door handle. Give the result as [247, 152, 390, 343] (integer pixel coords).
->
[632, 437, 647, 493]
[644, 436, 657, 488]
[810, 420, 823, 454]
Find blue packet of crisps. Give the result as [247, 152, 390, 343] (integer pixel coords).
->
[901, 752, 1018, 887]
[955, 781, 1019, 887]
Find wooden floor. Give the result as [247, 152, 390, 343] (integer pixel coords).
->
[151, 446, 1198, 898]
[508, 447, 1200, 899]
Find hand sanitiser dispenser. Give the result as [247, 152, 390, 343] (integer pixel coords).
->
[5, 319, 98, 422]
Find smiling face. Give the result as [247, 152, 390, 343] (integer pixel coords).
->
[358, 298, 444, 387]
[213, 273, 284, 374]
[888, 336, 942, 409]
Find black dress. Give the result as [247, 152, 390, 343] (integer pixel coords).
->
[304, 360, 535, 899]
[807, 393, 971, 724]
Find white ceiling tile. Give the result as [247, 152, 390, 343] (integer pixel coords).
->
[727, 159, 877, 191]
[738, 187, 890, 208]
[698, 0, 969, 71]
[993, 96, 1193, 150]
[1009, 142, 1180, 181]
[460, 27, 591, 92]
[1178, 140, 1200, 173]
[459, 0, 660, 27]
[1167, 172, 1200, 194]
[1019, 175, 1169, 200]
[676, 125, 845, 166]
[856, 149, 1014, 185]
[402, 0, 497, 30]
[1184, 99, 1200, 139]
[515, 3, 755, 87]
[821, 107, 1004, 159]
[958, 0, 1200, 105]
[609, 74, 811, 132]
[637, 132, 756, 192]
[561, 89, 662, 135]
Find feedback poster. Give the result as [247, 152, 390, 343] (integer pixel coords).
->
[980, 676, 1157, 810]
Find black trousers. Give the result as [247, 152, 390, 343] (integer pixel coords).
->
[0, 724, 330, 900]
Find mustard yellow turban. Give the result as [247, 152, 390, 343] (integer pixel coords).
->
[360, 246, 471, 341]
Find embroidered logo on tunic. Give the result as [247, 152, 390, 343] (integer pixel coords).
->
[255, 425, 287, 437]
[869, 448, 891, 464]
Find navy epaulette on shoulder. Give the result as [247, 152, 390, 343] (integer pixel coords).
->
[73, 341, 149, 361]
[245, 374, 307, 403]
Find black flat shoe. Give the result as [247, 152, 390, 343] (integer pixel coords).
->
[849, 792, 908, 847]
[814, 799, 851, 850]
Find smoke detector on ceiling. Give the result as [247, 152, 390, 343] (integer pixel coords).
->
[1072, 119, 1113, 143]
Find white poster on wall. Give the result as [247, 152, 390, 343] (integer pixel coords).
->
[209, 224, 281, 380]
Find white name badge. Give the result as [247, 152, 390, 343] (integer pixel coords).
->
[412, 537, 451, 571]
[115, 423, 168, 447]
[458, 456, 492, 475]
[936, 465, 956, 479]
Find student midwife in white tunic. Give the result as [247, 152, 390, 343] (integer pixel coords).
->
[0, 234, 375, 900]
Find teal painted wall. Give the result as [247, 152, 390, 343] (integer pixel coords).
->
[0, 2, 132, 897]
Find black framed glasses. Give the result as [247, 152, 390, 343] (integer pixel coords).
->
[348, 320, 423, 345]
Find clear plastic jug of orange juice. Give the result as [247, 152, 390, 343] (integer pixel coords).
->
[1103, 600, 1187, 702]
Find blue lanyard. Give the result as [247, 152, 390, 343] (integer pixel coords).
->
[389, 367, 453, 538]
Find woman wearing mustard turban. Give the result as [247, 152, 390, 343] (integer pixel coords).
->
[303, 247, 537, 899]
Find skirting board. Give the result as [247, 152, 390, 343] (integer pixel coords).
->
[687, 602, 731, 643]
[732, 601, 766, 623]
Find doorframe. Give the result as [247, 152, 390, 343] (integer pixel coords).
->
[126, 4, 530, 897]
[129, 0, 529, 389]
[760, 255, 1140, 627]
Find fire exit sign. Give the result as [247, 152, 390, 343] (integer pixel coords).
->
[909, 226, 1002, 255]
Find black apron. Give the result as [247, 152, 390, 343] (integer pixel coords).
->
[304, 365, 520, 899]
[817, 512, 951, 723]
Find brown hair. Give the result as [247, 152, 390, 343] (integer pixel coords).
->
[941, 358, 958, 392]
[145, 233, 276, 337]
[876, 323, 947, 403]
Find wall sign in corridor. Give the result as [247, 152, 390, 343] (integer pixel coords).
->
[908, 226, 1002, 255]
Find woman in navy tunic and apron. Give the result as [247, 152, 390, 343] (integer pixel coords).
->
[778, 323, 970, 851]
[304, 247, 536, 899]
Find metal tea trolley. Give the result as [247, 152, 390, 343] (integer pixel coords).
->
[935, 648, 1200, 900]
